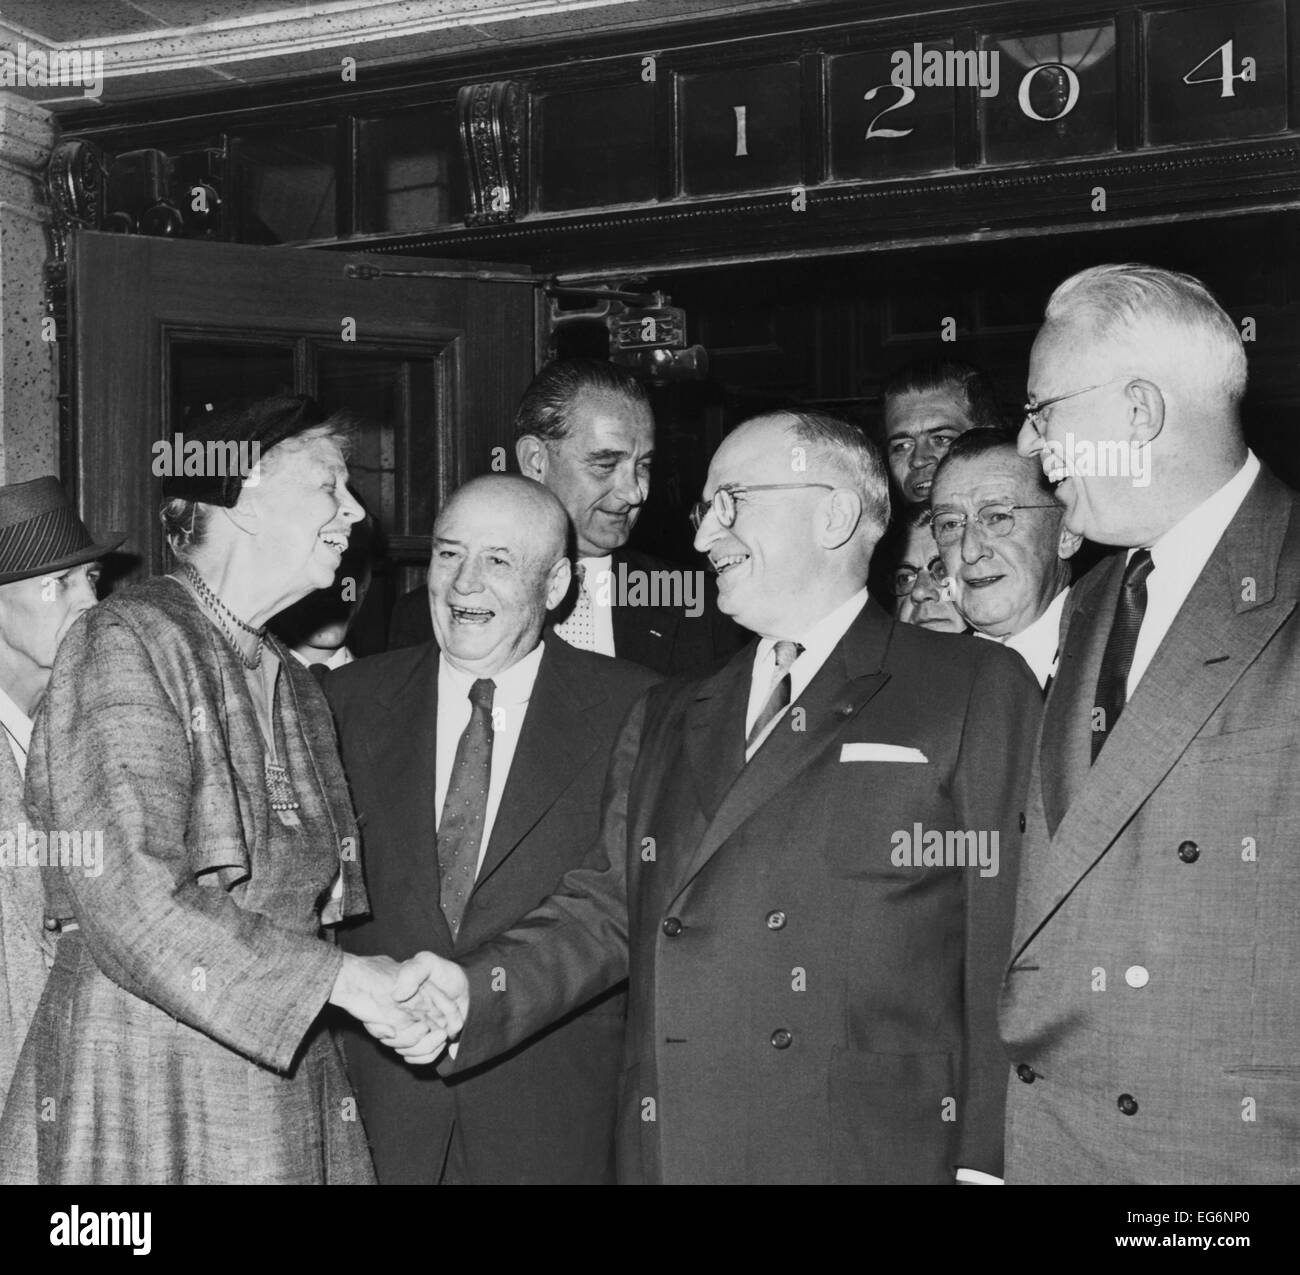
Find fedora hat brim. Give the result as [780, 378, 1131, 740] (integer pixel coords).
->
[0, 532, 126, 586]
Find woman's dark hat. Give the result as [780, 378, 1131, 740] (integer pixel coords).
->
[160, 394, 328, 508]
[0, 477, 126, 585]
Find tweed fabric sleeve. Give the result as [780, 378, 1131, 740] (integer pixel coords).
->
[27, 607, 343, 1074]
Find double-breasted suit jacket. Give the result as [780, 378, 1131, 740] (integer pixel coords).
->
[1001, 466, 1300, 1184]
[327, 637, 658, 1183]
[448, 600, 1041, 1183]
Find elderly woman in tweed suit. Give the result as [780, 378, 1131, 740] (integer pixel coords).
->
[0, 397, 459, 1184]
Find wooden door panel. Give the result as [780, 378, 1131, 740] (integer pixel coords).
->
[70, 232, 537, 579]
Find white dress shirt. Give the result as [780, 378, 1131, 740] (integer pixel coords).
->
[579, 555, 617, 657]
[1127, 451, 1259, 698]
[974, 587, 1069, 690]
[289, 645, 355, 671]
[744, 588, 869, 759]
[435, 640, 545, 876]
[0, 684, 32, 774]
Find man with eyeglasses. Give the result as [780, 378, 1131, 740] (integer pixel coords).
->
[885, 506, 966, 634]
[1001, 263, 1300, 1186]
[929, 429, 1082, 689]
[408, 408, 1041, 1183]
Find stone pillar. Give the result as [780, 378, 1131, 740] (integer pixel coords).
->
[0, 93, 57, 484]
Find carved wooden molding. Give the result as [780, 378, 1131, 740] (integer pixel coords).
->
[349, 137, 1300, 273]
[457, 81, 526, 227]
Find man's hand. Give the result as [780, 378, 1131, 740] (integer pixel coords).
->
[392, 951, 470, 1043]
[330, 953, 448, 1062]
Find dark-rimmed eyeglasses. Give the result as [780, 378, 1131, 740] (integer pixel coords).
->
[689, 483, 834, 532]
[931, 503, 1059, 547]
[1022, 375, 1131, 437]
[891, 556, 948, 597]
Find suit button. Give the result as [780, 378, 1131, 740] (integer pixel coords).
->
[662, 917, 683, 937]
[1118, 1093, 1139, 1116]
[1016, 1064, 1037, 1083]
[43, 916, 60, 932]
[765, 910, 786, 930]
[770, 1028, 792, 1049]
[1177, 840, 1199, 863]
[1019, 812, 1026, 833]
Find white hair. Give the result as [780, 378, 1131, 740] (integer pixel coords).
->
[1044, 263, 1247, 404]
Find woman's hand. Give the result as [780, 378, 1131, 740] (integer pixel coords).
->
[330, 953, 468, 1064]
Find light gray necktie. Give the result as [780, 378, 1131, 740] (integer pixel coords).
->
[746, 640, 803, 750]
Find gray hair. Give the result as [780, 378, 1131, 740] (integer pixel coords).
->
[784, 410, 891, 541]
[1044, 263, 1247, 404]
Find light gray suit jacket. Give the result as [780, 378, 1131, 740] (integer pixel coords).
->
[1001, 466, 1300, 1184]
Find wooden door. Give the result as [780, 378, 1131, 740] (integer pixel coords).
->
[68, 232, 538, 620]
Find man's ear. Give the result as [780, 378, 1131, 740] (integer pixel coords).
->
[516, 435, 547, 482]
[544, 556, 572, 611]
[819, 489, 863, 550]
[1126, 378, 1165, 446]
[1058, 525, 1084, 560]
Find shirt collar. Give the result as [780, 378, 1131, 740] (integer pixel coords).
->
[1141, 451, 1260, 580]
[754, 587, 870, 675]
[981, 586, 1069, 689]
[289, 645, 354, 671]
[439, 637, 545, 706]
[0, 682, 33, 758]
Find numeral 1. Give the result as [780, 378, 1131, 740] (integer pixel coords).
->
[734, 105, 748, 157]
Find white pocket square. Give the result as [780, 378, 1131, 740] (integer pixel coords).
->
[839, 743, 929, 763]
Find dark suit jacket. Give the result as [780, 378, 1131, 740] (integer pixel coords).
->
[326, 638, 658, 1184]
[388, 546, 744, 675]
[445, 599, 1040, 1183]
[1001, 466, 1300, 1185]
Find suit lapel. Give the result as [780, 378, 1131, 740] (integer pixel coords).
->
[367, 644, 448, 937]
[670, 602, 892, 904]
[609, 549, 676, 668]
[683, 649, 753, 822]
[1014, 470, 1300, 958]
[1039, 559, 1119, 834]
[474, 642, 601, 887]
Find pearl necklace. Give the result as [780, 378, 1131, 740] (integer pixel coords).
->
[181, 564, 266, 669]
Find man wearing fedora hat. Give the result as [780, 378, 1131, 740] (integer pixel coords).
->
[0, 476, 123, 1113]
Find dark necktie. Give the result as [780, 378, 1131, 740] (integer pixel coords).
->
[438, 678, 495, 937]
[1091, 549, 1154, 762]
[746, 640, 803, 751]
[308, 662, 329, 685]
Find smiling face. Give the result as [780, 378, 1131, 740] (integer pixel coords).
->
[931, 449, 1073, 638]
[884, 386, 976, 505]
[894, 521, 964, 633]
[692, 416, 842, 639]
[522, 389, 654, 557]
[1019, 322, 1137, 546]
[243, 431, 363, 595]
[428, 479, 569, 678]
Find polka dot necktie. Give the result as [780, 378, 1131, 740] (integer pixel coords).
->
[437, 677, 495, 938]
[746, 640, 804, 751]
[554, 562, 597, 652]
[1091, 548, 1154, 763]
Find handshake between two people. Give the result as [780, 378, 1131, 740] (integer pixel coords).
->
[330, 951, 470, 1065]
